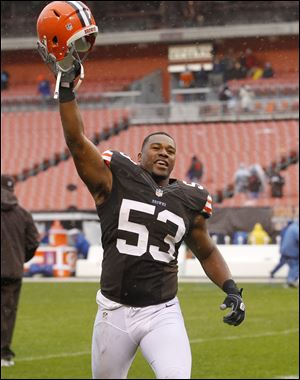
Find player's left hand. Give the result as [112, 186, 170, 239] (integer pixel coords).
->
[220, 288, 245, 326]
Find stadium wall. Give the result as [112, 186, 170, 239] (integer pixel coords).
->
[75, 244, 287, 279]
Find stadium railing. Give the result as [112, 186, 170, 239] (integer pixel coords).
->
[130, 97, 299, 124]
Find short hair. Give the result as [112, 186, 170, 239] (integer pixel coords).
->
[141, 132, 175, 151]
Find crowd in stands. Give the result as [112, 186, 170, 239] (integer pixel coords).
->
[212, 48, 275, 82]
[175, 48, 275, 92]
[171, 45, 286, 107]
[233, 160, 287, 200]
[234, 163, 267, 199]
[211, 148, 298, 205]
[1, 70, 10, 91]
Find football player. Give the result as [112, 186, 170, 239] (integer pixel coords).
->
[37, 2, 245, 378]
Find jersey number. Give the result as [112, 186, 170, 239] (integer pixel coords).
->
[117, 199, 186, 263]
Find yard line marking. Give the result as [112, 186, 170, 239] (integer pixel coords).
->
[16, 329, 298, 362]
[190, 328, 298, 344]
[274, 376, 299, 379]
[17, 351, 90, 362]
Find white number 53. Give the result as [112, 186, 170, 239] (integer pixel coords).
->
[117, 199, 186, 263]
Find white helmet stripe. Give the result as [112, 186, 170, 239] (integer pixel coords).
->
[69, 1, 91, 26]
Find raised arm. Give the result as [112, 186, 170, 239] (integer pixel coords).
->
[59, 98, 112, 205]
[185, 214, 245, 326]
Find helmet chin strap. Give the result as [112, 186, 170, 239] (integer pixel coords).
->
[53, 70, 62, 99]
[73, 63, 84, 92]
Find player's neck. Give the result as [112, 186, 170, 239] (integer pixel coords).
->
[151, 173, 169, 187]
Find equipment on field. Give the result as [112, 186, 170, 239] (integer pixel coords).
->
[36, 1, 98, 98]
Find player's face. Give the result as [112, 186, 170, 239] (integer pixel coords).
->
[138, 135, 176, 184]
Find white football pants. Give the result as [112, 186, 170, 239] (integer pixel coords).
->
[92, 291, 192, 379]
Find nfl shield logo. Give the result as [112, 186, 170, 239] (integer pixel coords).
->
[156, 188, 163, 197]
[66, 23, 73, 31]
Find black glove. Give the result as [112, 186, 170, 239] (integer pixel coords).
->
[220, 280, 245, 326]
[58, 59, 82, 103]
[59, 59, 82, 85]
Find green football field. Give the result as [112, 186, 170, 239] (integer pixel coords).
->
[1, 281, 298, 379]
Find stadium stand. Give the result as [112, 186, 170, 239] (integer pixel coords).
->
[1, 1, 298, 225]
[227, 74, 299, 99]
[3, 120, 297, 211]
[1, 108, 130, 177]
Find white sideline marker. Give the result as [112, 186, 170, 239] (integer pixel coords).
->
[17, 351, 90, 362]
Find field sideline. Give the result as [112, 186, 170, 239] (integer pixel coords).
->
[1, 282, 298, 379]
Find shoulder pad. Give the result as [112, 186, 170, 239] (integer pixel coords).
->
[101, 149, 113, 166]
[180, 180, 212, 218]
[101, 150, 138, 176]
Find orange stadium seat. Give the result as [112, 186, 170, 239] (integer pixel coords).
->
[265, 101, 276, 113]
[3, 120, 298, 211]
[1, 108, 129, 176]
[227, 74, 299, 98]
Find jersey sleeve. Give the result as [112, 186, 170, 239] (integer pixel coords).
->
[180, 181, 213, 219]
[101, 149, 138, 177]
[201, 193, 212, 218]
[101, 149, 113, 167]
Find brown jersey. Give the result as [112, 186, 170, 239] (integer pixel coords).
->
[97, 150, 212, 306]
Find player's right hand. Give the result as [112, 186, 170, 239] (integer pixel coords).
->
[220, 288, 245, 326]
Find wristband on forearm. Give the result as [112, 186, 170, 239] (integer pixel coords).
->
[222, 279, 240, 295]
[59, 82, 75, 103]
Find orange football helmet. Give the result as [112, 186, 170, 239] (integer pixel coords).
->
[37, 1, 98, 62]
[37, 1, 98, 98]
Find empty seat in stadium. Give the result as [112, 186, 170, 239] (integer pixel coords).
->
[6, 119, 297, 211]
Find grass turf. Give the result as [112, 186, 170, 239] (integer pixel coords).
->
[1, 282, 298, 379]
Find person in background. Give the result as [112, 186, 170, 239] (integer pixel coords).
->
[262, 62, 274, 79]
[218, 83, 235, 113]
[247, 169, 262, 199]
[195, 67, 208, 88]
[179, 67, 195, 101]
[239, 85, 255, 112]
[269, 169, 285, 198]
[247, 164, 266, 199]
[68, 228, 91, 259]
[37, 74, 51, 103]
[250, 66, 264, 80]
[1, 70, 10, 91]
[179, 67, 195, 89]
[280, 220, 299, 288]
[1, 175, 39, 367]
[186, 155, 204, 183]
[244, 48, 256, 72]
[270, 220, 293, 279]
[248, 223, 271, 245]
[234, 163, 250, 194]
